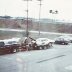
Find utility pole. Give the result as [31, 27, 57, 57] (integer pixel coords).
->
[23, 0, 32, 37]
[37, 0, 42, 36]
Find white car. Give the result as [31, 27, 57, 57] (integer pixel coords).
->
[32, 38, 55, 50]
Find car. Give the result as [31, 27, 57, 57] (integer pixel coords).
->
[0, 39, 16, 54]
[0, 38, 21, 53]
[54, 36, 70, 45]
[61, 35, 72, 43]
[31, 38, 55, 50]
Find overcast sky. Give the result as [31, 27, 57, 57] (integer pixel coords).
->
[0, 0, 72, 21]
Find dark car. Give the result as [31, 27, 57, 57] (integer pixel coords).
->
[54, 37, 70, 45]
[4, 38, 21, 52]
[0, 40, 11, 55]
[0, 38, 21, 54]
[61, 35, 72, 43]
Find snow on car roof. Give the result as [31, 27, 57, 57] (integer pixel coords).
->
[36, 38, 48, 41]
[36, 38, 55, 42]
[11, 37, 21, 41]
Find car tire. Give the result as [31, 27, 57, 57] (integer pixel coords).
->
[65, 43, 68, 45]
[39, 46, 42, 50]
[43, 46, 47, 49]
[45, 45, 49, 49]
[48, 42, 52, 47]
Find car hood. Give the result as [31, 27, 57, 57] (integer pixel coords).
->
[36, 39, 54, 46]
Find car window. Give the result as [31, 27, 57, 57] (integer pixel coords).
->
[0, 42, 5, 47]
[8, 41, 17, 44]
[41, 39, 47, 41]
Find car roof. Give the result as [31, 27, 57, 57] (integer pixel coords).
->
[36, 38, 48, 40]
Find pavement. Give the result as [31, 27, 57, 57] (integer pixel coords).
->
[0, 44, 72, 72]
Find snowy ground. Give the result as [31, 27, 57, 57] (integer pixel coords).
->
[0, 28, 72, 72]
[0, 44, 72, 72]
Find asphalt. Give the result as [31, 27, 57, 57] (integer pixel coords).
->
[0, 44, 72, 72]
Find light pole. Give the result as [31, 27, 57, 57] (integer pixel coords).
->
[37, 0, 42, 36]
[23, 0, 32, 37]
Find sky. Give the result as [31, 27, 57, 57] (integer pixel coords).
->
[0, 0, 72, 21]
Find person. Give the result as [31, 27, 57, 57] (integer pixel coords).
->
[23, 37, 30, 51]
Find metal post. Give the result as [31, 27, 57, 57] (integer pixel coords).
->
[38, 0, 42, 36]
[26, 0, 29, 37]
[23, 0, 32, 37]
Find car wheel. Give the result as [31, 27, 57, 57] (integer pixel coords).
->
[13, 49, 16, 52]
[43, 46, 47, 49]
[48, 42, 52, 47]
[65, 43, 68, 45]
[45, 45, 49, 49]
[62, 43, 65, 45]
[70, 40, 72, 43]
[39, 46, 43, 50]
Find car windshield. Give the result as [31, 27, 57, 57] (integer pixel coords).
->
[36, 38, 47, 42]
[41, 39, 47, 41]
[8, 41, 17, 44]
[0, 0, 72, 72]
